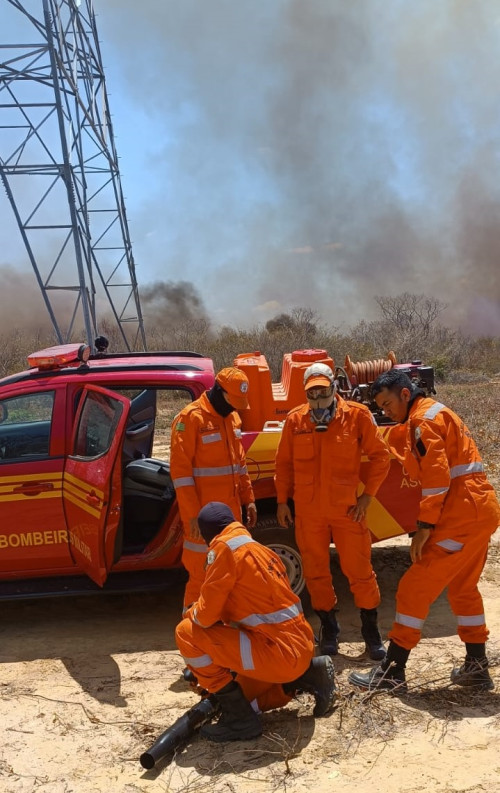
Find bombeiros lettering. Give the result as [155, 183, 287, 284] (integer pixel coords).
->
[0, 529, 68, 549]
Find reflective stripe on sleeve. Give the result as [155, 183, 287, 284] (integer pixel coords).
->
[183, 541, 208, 553]
[422, 486, 449, 496]
[423, 402, 445, 419]
[456, 614, 486, 626]
[173, 476, 195, 488]
[395, 612, 425, 629]
[450, 462, 484, 478]
[237, 602, 303, 628]
[436, 539, 464, 552]
[225, 535, 256, 551]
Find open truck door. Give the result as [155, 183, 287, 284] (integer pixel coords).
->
[63, 385, 130, 586]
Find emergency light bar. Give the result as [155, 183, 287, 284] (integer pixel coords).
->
[27, 344, 91, 371]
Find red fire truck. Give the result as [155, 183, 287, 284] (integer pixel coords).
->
[0, 343, 433, 599]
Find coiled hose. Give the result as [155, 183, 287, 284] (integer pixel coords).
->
[344, 351, 397, 385]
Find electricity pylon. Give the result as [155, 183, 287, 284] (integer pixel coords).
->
[0, 0, 147, 351]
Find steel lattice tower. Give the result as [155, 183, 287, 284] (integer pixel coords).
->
[0, 0, 147, 351]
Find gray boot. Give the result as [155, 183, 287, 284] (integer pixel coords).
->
[315, 609, 340, 655]
[348, 641, 410, 692]
[284, 656, 336, 717]
[451, 643, 494, 691]
[360, 608, 386, 661]
[200, 681, 262, 742]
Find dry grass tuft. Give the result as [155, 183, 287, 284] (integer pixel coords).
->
[301, 646, 500, 766]
[175, 643, 499, 788]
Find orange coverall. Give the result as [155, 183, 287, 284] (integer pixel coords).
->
[388, 397, 500, 650]
[170, 393, 255, 607]
[274, 395, 390, 611]
[175, 521, 314, 712]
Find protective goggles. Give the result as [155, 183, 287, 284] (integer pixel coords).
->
[306, 386, 333, 400]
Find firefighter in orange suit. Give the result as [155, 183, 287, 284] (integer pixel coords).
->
[175, 502, 336, 742]
[170, 367, 257, 608]
[275, 363, 391, 660]
[350, 369, 500, 692]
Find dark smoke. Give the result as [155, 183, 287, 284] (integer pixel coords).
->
[94, 0, 500, 335]
[0, 266, 56, 334]
[2, 2, 500, 337]
[140, 280, 209, 327]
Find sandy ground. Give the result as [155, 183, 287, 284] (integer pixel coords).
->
[1, 524, 499, 793]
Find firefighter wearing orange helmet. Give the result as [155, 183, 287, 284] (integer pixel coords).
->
[175, 502, 336, 742]
[349, 369, 500, 692]
[275, 362, 391, 659]
[170, 368, 257, 608]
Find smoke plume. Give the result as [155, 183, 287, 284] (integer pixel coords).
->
[140, 280, 209, 327]
[2, 1, 500, 336]
[99, 0, 500, 335]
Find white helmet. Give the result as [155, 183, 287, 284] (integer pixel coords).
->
[303, 362, 335, 389]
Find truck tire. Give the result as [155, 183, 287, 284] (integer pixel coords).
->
[252, 516, 307, 600]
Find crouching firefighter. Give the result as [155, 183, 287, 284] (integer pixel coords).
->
[175, 502, 336, 743]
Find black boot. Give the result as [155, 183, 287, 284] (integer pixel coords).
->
[360, 608, 386, 661]
[283, 656, 336, 717]
[348, 641, 410, 692]
[183, 667, 198, 685]
[451, 643, 494, 691]
[315, 609, 340, 655]
[200, 681, 262, 742]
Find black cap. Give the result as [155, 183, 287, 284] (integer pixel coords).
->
[198, 502, 235, 544]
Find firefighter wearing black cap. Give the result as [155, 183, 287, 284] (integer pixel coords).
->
[175, 501, 336, 742]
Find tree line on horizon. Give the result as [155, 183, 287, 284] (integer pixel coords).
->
[0, 293, 499, 382]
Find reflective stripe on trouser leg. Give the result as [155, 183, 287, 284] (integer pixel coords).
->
[294, 515, 336, 611]
[330, 516, 380, 609]
[175, 618, 312, 693]
[236, 675, 292, 712]
[175, 618, 234, 692]
[447, 540, 490, 644]
[389, 611, 425, 650]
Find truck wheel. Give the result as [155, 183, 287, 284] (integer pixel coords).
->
[252, 517, 306, 600]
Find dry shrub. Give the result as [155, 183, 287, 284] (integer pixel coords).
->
[437, 383, 500, 465]
[2, 300, 499, 387]
[0, 328, 55, 377]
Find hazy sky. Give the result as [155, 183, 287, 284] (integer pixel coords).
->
[2, 0, 500, 335]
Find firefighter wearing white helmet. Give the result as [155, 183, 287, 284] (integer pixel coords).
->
[274, 359, 391, 660]
[302, 363, 337, 432]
